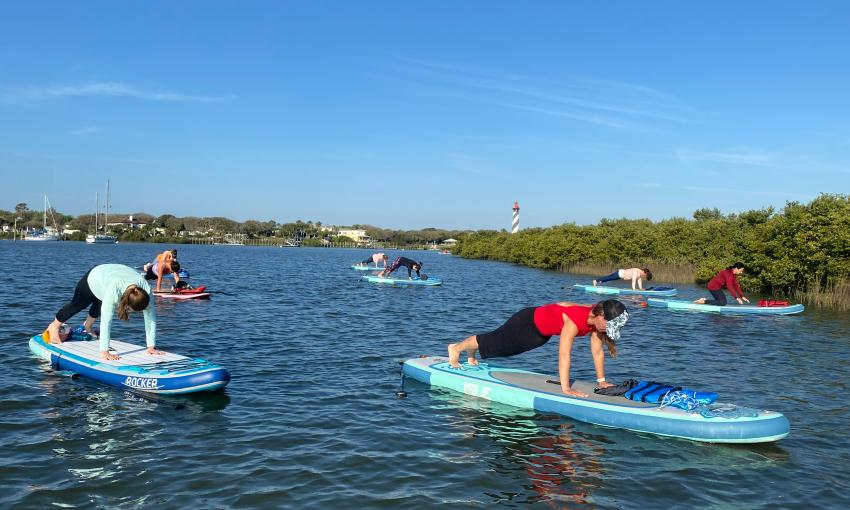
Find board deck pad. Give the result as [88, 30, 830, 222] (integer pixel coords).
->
[54, 339, 187, 367]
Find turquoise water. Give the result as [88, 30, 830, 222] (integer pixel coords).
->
[1, 242, 849, 508]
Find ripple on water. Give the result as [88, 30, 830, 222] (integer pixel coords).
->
[1, 243, 849, 508]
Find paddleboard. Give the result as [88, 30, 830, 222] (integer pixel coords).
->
[362, 275, 442, 286]
[647, 298, 804, 315]
[403, 356, 789, 443]
[573, 284, 678, 297]
[29, 334, 230, 394]
[153, 286, 211, 300]
[351, 264, 387, 271]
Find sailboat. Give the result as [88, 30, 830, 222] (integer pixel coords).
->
[86, 180, 118, 244]
[24, 195, 61, 241]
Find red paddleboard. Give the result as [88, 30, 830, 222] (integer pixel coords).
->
[153, 286, 210, 300]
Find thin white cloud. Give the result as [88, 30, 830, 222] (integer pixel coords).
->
[371, 56, 691, 131]
[675, 148, 775, 167]
[6, 82, 226, 103]
[70, 126, 100, 136]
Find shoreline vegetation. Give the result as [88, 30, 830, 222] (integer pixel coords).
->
[454, 194, 850, 311]
[3, 193, 847, 309]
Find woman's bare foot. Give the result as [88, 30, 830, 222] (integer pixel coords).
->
[693, 298, 706, 304]
[465, 349, 478, 365]
[448, 343, 462, 368]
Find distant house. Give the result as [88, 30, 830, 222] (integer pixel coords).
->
[442, 238, 458, 246]
[106, 214, 148, 230]
[337, 228, 371, 244]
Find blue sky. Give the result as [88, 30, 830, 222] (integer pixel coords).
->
[1, 1, 848, 230]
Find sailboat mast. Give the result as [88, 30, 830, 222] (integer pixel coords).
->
[95, 192, 99, 232]
[105, 180, 110, 229]
[43, 195, 47, 229]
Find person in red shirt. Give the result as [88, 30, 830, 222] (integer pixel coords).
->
[447, 300, 629, 398]
[694, 262, 750, 306]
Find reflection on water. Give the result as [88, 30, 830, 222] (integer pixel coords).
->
[427, 388, 606, 507]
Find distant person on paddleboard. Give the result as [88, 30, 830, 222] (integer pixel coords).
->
[378, 256, 425, 279]
[593, 268, 653, 290]
[448, 300, 629, 398]
[43, 264, 163, 361]
[694, 262, 749, 306]
[357, 252, 388, 268]
[142, 249, 181, 292]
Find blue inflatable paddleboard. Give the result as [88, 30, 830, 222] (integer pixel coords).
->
[29, 334, 230, 394]
[647, 298, 804, 315]
[572, 284, 678, 297]
[362, 275, 442, 286]
[403, 356, 789, 443]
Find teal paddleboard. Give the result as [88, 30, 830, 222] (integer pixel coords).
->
[403, 356, 789, 443]
[647, 298, 804, 315]
[361, 275, 442, 286]
[573, 284, 678, 297]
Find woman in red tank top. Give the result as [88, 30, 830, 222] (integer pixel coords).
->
[448, 300, 629, 398]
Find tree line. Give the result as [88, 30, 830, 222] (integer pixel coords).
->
[0, 205, 466, 246]
[453, 194, 850, 308]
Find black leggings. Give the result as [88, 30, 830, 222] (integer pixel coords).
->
[703, 289, 728, 306]
[476, 307, 552, 359]
[56, 268, 102, 322]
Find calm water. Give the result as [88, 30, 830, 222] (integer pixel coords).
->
[1, 242, 849, 509]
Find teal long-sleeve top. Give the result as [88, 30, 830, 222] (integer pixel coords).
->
[86, 264, 156, 351]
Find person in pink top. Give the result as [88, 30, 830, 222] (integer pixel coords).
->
[447, 300, 629, 397]
[694, 262, 749, 306]
[593, 267, 653, 290]
[356, 253, 388, 268]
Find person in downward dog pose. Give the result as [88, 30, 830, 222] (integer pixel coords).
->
[447, 300, 629, 397]
[44, 264, 162, 361]
[378, 256, 425, 280]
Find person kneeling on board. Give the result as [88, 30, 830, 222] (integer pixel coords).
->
[694, 262, 749, 306]
[448, 300, 629, 398]
[378, 256, 426, 280]
[142, 249, 181, 292]
[44, 264, 163, 361]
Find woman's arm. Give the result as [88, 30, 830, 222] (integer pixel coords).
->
[590, 332, 613, 388]
[558, 315, 586, 397]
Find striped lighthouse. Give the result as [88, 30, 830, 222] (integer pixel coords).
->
[511, 201, 520, 233]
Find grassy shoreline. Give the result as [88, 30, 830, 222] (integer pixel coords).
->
[560, 260, 849, 311]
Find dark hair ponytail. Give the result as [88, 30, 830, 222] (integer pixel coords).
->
[727, 262, 746, 270]
[642, 268, 653, 281]
[118, 286, 150, 321]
